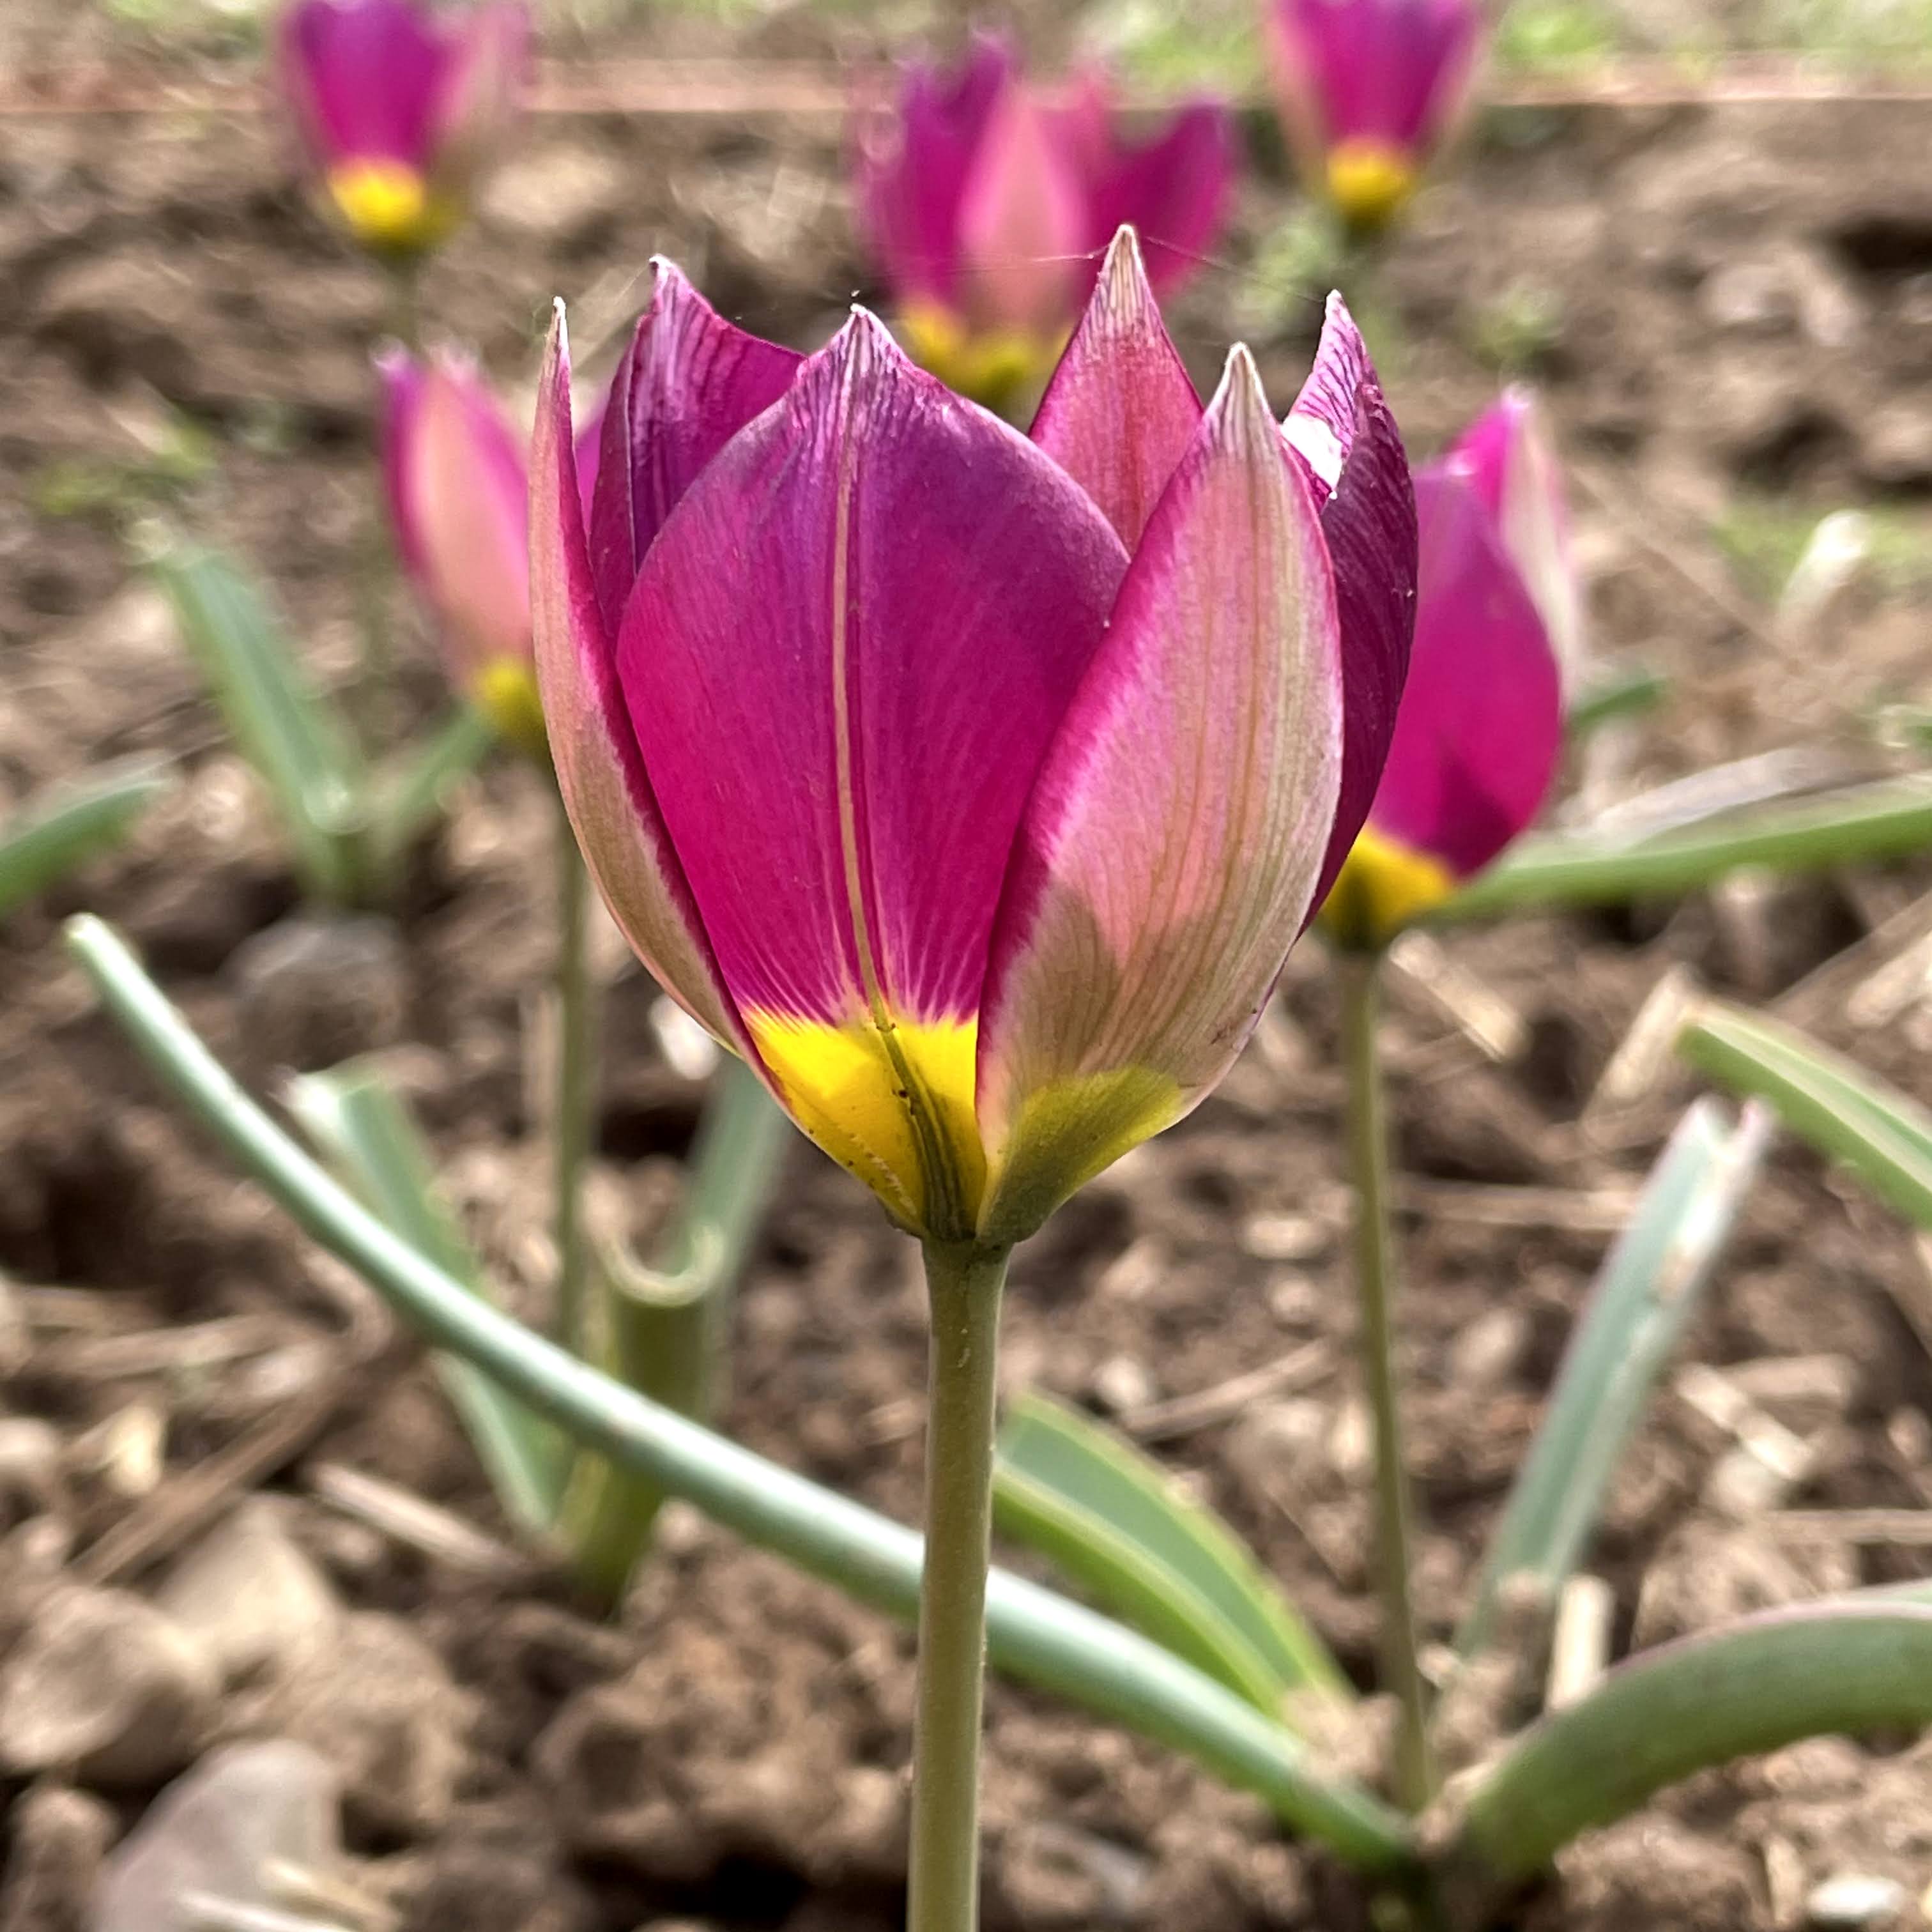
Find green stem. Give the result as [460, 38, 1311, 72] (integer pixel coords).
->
[553, 795, 596, 1351]
[910, 1241, 1009, 1932]
[1339, 951, 1434, 1811]
[65, 914, 1420, 1883]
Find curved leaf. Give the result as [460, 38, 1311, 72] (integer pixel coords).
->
[1445, 1604, 1932, 1910]
[0, 758, 172, 919]
[995, 1392, 1349, 1715]
[1678, 1000, 1932, 1229]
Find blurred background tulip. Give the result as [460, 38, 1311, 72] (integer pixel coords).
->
[852, 35, 1234, 411]
[278, 0, 529, 259]
[1265, 0, 1483, 232]
[1448, 387, 1588, 691]
[1320, 397, 1569, 947]
[381, 347, 601, 756]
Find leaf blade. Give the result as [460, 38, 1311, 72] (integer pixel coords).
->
[0, 758, 172, 919]
[1459, 1098, 1771, 1653]
[995, 1392, 1350, 1712]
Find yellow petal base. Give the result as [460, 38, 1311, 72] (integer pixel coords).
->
[977, 1065, 1183, 1248]
[747, 1012, 986, 1241]
[1324, 141, 1418, 233]
[327, 160, 457, 257]
[1318, 827, 1456, 951]
[474, 659, 550, 763]
[899, 302, 1064, 418]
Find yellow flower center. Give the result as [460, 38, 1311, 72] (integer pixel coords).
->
[327, 160, 454, 256]
[1324, 141, 1419, 233]
[898, 302, 1065, 417]
[474, 659, 549, 762]
[747, 1012, 985, 1240]
[1319, 826, 1457, 951]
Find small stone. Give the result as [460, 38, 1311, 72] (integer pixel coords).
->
[155, 1498, 343, 1685]
[90, 1740, 342, 1932]
[1090, 1354, 1156, 1415]
[1806, 1874, 1909, 1929]
[264, 1612, 474, 1841]
[0, 1417, 63, 1527]
[227, 913, 407, 1075]
[1448, 1307, 1529, 1392]
[0, 1585, 217, 1788]
[1859, 403, 1932, 490]
[1240, 1211, 1331, 1262]
[0, 1784, 113, 1932]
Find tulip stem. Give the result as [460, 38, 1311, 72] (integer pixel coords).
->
[553, 793, 597, 1353]
[910, 1238, 1011, 1932]
[1339, 951, 1434, 1813]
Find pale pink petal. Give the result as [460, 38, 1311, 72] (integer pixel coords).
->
[976, 346, 1344, 1241]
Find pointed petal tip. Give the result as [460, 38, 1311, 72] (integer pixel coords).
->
[1208, 342, 1277, 454]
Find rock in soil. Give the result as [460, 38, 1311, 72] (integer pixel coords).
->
[0, 1586, 217, 1790]
[257, 1612, 475, 1845]
[89, 1740, 341, 1932]
[0, 1785, 113, 1932]
[155, 1498, 342, 1685]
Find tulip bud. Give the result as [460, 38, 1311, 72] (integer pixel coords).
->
[1319, 403, 1567, 949]
[381, 348, 602, 756]
[853, 37, 1233, 410]
[1265, 0, 1483, 231]
[278, 0, 528, 258]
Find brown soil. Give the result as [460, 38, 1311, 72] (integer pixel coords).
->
[4, 25, 1932, 1932]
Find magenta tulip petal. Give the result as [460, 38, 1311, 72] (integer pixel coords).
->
[976, 347, 1343, 1241]
[587, 261, 802, 639]
[954, 83, 1087, 336]
[530, 305, 745, 1052]
[1082, 101, 1236, 299]
[280, 0, 449, 169]
[620, 310, 1125, 1031]
[1446, 387, 1586, 689]
[1367, 464, 1561, 879]
[1030, 227, 1201, 548]
[378, 348, 531, 684]
[1286, 294, 1418, 917]
[852, 34, 1014, 309]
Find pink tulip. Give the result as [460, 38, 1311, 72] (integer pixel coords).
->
[1266, 0, 1483, 229]
[278, 0, 528, 256]
[380, 348, 601, 754]
[853, 36, 1234, 408]
[532, 233, 1417, 1243]
[1319, 399, 1568, 947]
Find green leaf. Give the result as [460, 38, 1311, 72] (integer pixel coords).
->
[1567, 661, 1667, 738]
[286, 1062, 569, 1534]
[0, 758, 172, 919]
[559, 1057, 796, 1607]
[1435, 775, 1932, 921]
[1678, 1000, 1932, 1229]
[1459, 1098, 1771, 1653]
[1445, 1604, 1932, 1907]
[62, 912, 1416, 1880]
[995, 1392, 1350, 1715]
[149, 538, 370, 902]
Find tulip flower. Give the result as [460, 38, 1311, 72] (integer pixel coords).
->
[278, 0, 529, 257]
[1319, 403, 1565, 950]
[533, 231, 1414, 1250]
[1446, 385, 1586, 689]
[532, 227, 1413, 1932]
[852, 36, 1234, 410]
[379, 348, 601, 755]
[1265, 0, 1483, 231]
